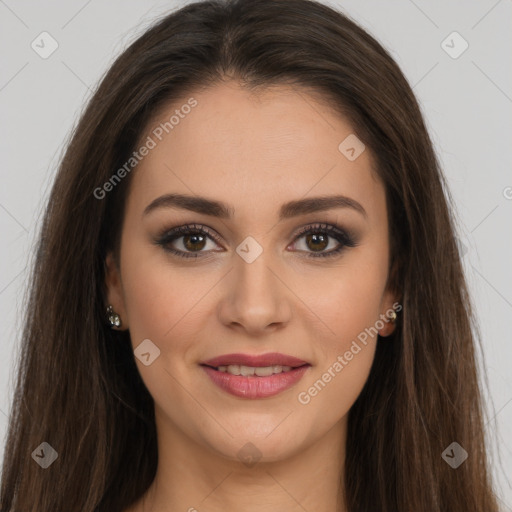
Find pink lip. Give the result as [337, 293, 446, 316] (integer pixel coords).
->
[200, 352, 311, 399]
[201, 365, 310, 399]
[201, 352, 309, 368]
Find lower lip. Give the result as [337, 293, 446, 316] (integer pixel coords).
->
[201, 365, 310, 399]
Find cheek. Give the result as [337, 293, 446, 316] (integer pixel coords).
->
[295, 288, 380, 424]
[121, 261, 171, 341]
[119, 247, 219, 376]
[120, 237, 202, 340]
[292, 255, 387, 410]
[299, 257, 388, 348]
[119, 255, 205, 412]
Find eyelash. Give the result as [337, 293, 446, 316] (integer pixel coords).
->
[154, 222, 357, 260]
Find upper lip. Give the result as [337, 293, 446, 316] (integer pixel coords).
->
[201, 352, 310, 368]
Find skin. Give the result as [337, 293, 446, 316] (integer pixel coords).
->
[106, 81, 398, 512]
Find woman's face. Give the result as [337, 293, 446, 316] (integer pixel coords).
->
[106, 81, 397, 462]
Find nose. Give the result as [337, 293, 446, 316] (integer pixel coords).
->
[216, 247, 292, 336]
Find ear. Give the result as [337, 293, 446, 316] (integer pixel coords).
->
[378, 261, 401, 338]
[105, 251, 129, 330]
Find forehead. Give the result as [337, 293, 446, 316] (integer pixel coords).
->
[127, 81, 384, 222]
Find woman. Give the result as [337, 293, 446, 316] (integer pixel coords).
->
[0, 0, 501, 510]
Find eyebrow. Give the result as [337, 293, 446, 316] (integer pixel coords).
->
[143, 193, 367, 220]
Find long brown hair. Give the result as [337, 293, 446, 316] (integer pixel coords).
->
[1, 0, 501, 510]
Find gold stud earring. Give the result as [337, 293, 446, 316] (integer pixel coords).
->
[388, 310, 397, 323]
[106, 305, 121, 328]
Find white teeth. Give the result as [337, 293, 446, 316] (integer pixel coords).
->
[216, 364, 295, 376]
[240, 365, 255, 376]
[255, 366, 274, 377]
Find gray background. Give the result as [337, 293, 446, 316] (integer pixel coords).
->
[0, 0, 511, 509]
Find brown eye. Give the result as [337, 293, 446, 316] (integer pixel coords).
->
[182, 233, 208, 252]
[290, 223, 357, 259]
[304, 233, 329, 252]
[155, 224, 223, 259]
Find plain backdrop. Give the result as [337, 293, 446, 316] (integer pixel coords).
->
[0, 0, 511, 509]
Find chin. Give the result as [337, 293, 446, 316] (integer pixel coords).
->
[202, 423, 310, 465]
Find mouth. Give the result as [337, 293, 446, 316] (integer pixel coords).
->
[200, 352, 311, 399]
